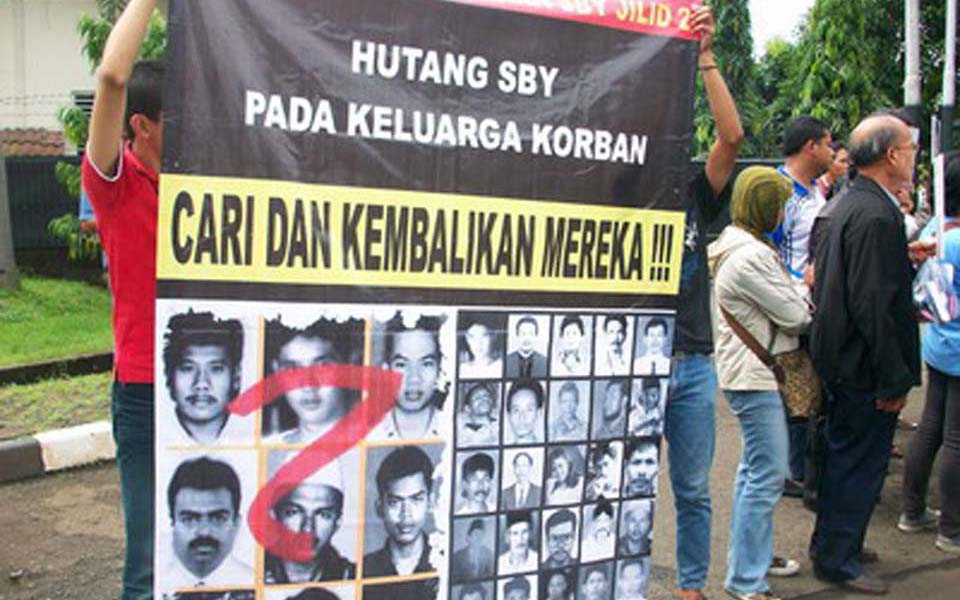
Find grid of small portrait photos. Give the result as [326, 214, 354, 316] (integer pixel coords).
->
[154, 300, 459, 600]
[450, 310, 673, 600]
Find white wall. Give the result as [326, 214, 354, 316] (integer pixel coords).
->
[0, 0, 99, 131]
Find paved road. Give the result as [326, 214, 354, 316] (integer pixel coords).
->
[1, 383, 957, 600]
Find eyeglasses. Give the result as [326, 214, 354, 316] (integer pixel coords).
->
[895, 142, 919, 155]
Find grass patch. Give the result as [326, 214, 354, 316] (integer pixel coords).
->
[0, 277, 113, 367]
[0, 372, 112, 441]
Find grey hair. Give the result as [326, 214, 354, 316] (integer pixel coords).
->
[849, 111, 911, 168]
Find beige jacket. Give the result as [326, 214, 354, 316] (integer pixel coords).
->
[707, 226, 812, 391]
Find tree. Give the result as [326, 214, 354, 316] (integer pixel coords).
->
[754, 37, 803, 157]
[786, 0, 891, 144]
[693, 0, 761, 157]
[49, 0, 165, 261]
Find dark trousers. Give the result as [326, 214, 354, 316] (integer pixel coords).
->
[788, 418, 808, 481]
[812, 383, 896, 582]
[903, 365, 960, 538]
[803, 414, 825, 509]
[112, 382, 155, 600]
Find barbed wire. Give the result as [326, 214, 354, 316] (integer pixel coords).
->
[0, 93, 89, 105]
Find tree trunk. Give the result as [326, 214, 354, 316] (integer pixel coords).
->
[0, 151, 21, 289]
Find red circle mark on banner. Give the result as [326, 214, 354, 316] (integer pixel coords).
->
[227, 364, 401, 562]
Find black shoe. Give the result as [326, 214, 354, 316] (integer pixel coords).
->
[813, 568, 888, 595]
[809, 546, 878, 565]
[783, 479, 804, 498]
[838, 573, 888, 595]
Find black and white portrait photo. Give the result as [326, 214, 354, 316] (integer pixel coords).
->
[632, 316, 673, 377]
[504, 314, 549, 378]
[457, 381, 500, 448]
[498, 510, 541, 575]
[594, 314, 632, 377]
[263, 449, 359, 584]
[628, 378, 667, 437]
[500, 448, 544, 510]
[551, 314, 592, 377]
[261, 315, 364, 445]
[170, 591, 254, 600]
[453, 581, 495, 600]
[364, 578, 438, 600]
[450, 516, 497, 583]
[615, 558, 651, 600]
[619, 499, 654, 557]
[363, 444, 443, 580]
[540, 568, 577, 600]
[622, 439, 659, 498]
[543, 445, 585, 506]
[579, 499, 617, 563]
[458, 312, 506, 379]
[578, 563, 613, 600]
[455, 451, 499, 515]
[548, 380, 589, 443]
[542, 508, 579, 568]
[450, 516, 496, 582]
[503, 379, 545, 445]
[584, 441, 622, 502]
[264, 585, 354, 600]
[369, 310, 452, 441]
[499, 575, 537, 600]
[156, 453, 255, 595]
[159, 310, 251, 446]
[591, 379, 628, 440]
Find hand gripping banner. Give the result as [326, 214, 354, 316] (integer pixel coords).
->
[154, 2, 699, 599]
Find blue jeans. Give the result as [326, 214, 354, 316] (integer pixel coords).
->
[112, 382, 155, 600]
[724, 390, 789, 593]
[666, 354, 718, 590]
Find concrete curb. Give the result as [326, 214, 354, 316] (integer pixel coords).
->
[0, 420, 114, 484]
[0, 351, 113, 386]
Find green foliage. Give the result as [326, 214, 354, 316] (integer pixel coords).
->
[788, 0, 888, 143]
[58, 106, 91, 149]
[753, 38, 801, 156]
[54, 161, 82, 200]
[47, 213, 101, 262]
[693, 0, 760, 157]
[51, 3, 167, 262]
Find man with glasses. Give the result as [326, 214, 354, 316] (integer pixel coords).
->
[809, 112, 927, 594]
[542, 509, 578, 568]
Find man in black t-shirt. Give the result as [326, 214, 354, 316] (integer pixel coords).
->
[665, 7, 744, 600]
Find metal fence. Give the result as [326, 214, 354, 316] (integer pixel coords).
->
[5, 155, 79, 250]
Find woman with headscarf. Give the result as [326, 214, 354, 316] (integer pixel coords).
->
[707, 166, 813, 600]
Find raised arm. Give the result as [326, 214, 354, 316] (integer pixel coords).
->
[86, 0, 158, 176]
[692, 6, 745, 196]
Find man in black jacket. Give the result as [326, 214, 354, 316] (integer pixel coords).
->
[808, 113, 926, 594]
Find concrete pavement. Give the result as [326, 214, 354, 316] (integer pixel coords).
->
[648, 381, 960, 599]
[0, 383, 956, 599]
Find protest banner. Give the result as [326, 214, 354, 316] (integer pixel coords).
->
[155, 1, 699, 599]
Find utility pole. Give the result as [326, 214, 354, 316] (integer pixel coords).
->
[0, 151, 21, 289]
[904, 0, 923, 129]
[943, 0, 957, 151]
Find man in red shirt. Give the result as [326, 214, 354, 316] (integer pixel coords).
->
[81, 1, 162, 598]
